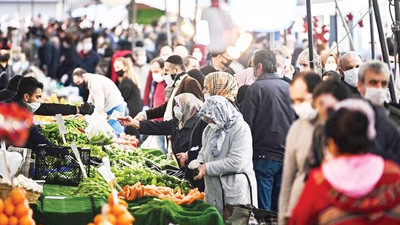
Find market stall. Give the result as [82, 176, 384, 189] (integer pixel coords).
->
[0, 102, 224, 225]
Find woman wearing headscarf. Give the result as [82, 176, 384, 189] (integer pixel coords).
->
[118, 93, 206, 190]
[203, 71, 239, 104]
[289, 99, 400, 225]
[189, 95, 257, 215]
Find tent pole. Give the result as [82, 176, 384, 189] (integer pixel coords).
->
[165, 0, 172, 46]
[372, 0, 397, 103]
[334, 0, 355, 51]
[394, 0, 400, 82]
[306, 0, 314, 69]
[369, 0, 375, 59]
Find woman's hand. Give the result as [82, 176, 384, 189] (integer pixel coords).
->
[117, 116, 140, 129]
[176, 152, 189, 168]
[194, 164, 207, 180]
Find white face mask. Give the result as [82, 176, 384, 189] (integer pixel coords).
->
[152, 72, 164, 83]
[27, 102, 41, 112]
[97, 48, 105, 55]
[208, 123, 220, 130]
[364, 87, 387, 105]
[204, 93, 211, 100]
[173, 106, 183, 121]
[192, 52, 203, 61]
[164, 75, 175, 87]
[276, 68, 283, 78]
[137, 56, 147, 65]
[83, 43, 92, 53]
[343, 68, 359, 87]
[284, 59, 291, 68]
[324, 63, 337, 71]
[292, 101, 314, 120]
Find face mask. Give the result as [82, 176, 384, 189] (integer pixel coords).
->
[116, 69, 125, 77]
[276, 68, 283, 78]
[284, 60, 291, 68]
[97, 48, 105, 55]
[83, 43, 92, 53]
[164, 74, 175, 87]
[152, 72, 163, 83]
[173, 106, 183, 121]
[292, 101, 314, 120]
[0, 53, 10, 62]
[324, 63, 337, 71]
[208, 123, 220, 130]
[27, 102, 41, 113]
[364, 87, 387, 105]
[192, 52, 203, 61]
[204, 93, 211, 100]
[77, 82, 87, 89]
[222, 59, 232, 68]
[343, 68, 359, 87]
[137, 56, 147, 65]
[62, 42, 70, 49]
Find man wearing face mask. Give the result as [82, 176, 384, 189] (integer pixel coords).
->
[279, 72, 322, 224]
[143, 57, 166, 112]
[72, 68, 126, 135]
[132, 47, 151, 99]
[357, 60, 400, 126]
[241, 49, 296, 211]
[272, 49, 289, 82]
[338, 51, 362, 94]
[77, 36, 100, 74]
[134, 55, 202, 122]
[199, 51, 234, 76]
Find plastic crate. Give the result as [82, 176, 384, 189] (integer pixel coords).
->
[31, 145, 90, 186]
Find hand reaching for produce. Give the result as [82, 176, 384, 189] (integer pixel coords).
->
[194, 164, 206, 180]
[78, 102, 95, 115]
[176, 152, 188, 168]
[118, 116, 140, 129]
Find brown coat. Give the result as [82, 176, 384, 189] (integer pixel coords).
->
[146, 75, 203, 120]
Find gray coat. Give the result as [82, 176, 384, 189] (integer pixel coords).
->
[197, 119, 258, 214]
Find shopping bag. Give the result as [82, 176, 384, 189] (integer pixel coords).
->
[85, 111, 115, 145]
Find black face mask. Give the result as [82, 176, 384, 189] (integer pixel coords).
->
[77, 82, 87, 89]
[0, 53, 10, 62]
[116, 69, 125, 77]
[222, 59, 232, 68]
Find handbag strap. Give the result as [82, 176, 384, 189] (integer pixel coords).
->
[218, 172, 254, 213]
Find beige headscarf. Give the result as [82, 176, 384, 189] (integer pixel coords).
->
[204, 72, 239, 103]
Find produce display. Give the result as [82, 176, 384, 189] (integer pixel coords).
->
[119, 182, 204, 205]
[0, 175, 43, 193]
[66, 146, 191, 198]
[87, 194, 134, 225]
[32, 112, 216, 225]
[40, 117, 88, 146]
[0, 188, 36, 225]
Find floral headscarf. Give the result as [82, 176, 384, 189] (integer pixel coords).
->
[174, 93, 203, 129]
[204, 72, 239, 103]
[199, 95, 243, 156]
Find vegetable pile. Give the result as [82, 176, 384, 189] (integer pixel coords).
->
[119, 182, 204, 205]
[40, 117, 88, 146]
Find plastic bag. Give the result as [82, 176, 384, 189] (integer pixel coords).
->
[0, 142, 23, 180]
[84, 111, 115, 145]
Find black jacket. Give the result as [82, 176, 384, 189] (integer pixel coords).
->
[119, 77, 141, 136]
[139, 114, 207, 189]
[241, 73, 296, 162]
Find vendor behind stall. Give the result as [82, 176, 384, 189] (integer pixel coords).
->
[8, 77, 94, 150]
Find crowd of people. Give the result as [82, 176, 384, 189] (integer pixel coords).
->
[1, 15, 400, 225]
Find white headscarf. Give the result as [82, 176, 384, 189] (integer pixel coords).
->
[199, 96, 243, 156]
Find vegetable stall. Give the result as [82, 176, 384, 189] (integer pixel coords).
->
[1, 112, 224, 225]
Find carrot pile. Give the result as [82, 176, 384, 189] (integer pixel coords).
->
[118, 182, 204, 205]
